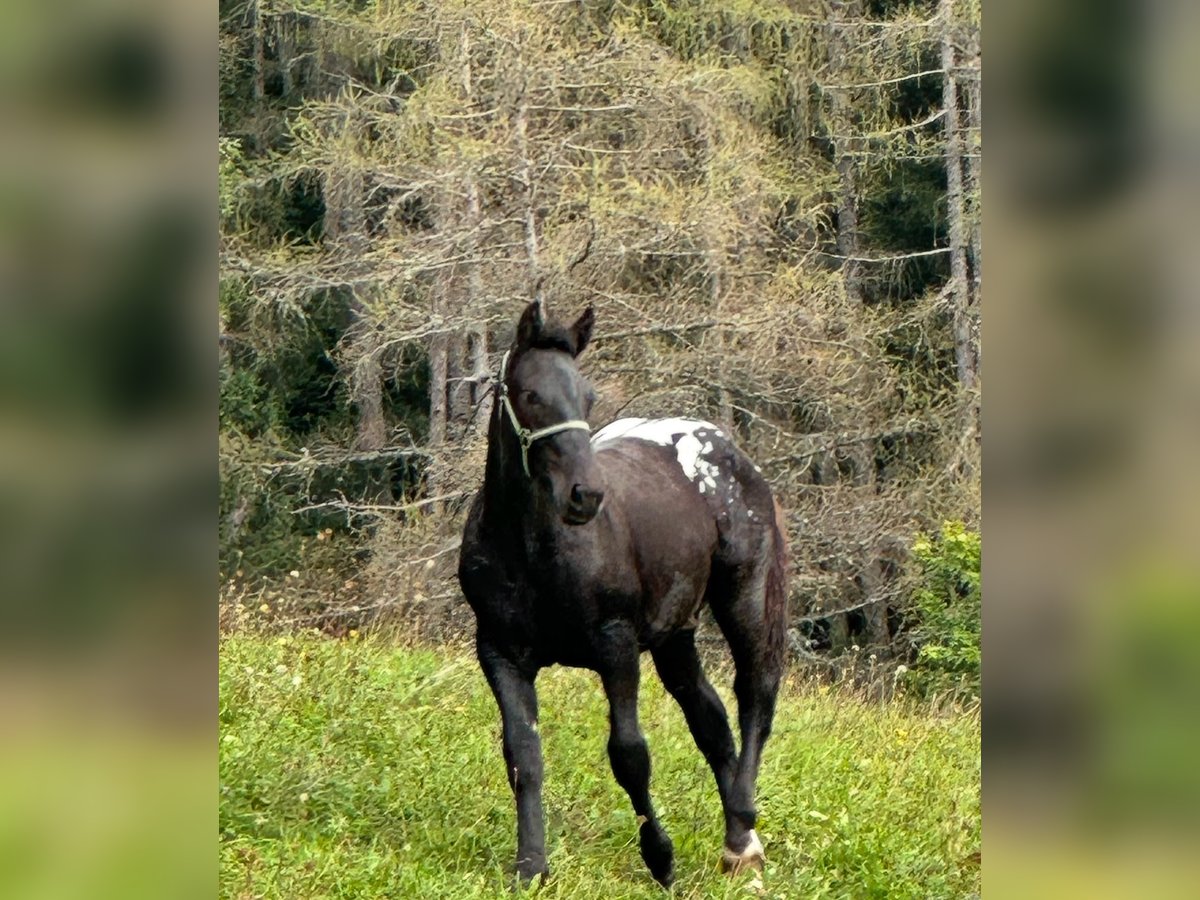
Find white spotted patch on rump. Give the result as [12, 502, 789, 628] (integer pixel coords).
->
[592, 417, 725, 495]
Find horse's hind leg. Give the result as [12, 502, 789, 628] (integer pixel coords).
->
[650, 630, 743, 849]
[708, 546, 786, 872]
[597, 622, 675, 887]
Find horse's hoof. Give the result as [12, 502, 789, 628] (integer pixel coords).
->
[514, 861, 549, 890]
[651, 858, 675, 888]
[720, 829, 765, 875]
[640, 823, 675, 887]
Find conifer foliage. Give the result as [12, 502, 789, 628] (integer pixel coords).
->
[219, 0, 981, 658]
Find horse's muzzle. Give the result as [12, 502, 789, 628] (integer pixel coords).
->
[564, 484, 604, 525]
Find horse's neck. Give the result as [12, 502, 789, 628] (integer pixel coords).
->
[481, 404, 537, 536]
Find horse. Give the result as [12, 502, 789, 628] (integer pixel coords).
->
[457, 301, 788, 887]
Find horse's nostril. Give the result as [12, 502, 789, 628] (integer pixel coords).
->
[571, 485, 602, 506]
[567, 485, 603, 520]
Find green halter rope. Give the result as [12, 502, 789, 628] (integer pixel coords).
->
[497, 350, 591, 478]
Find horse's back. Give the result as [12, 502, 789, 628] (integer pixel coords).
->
[592, 417, 777, 530]
[591, 418, 781, 642]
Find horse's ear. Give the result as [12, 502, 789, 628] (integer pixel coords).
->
[570, 304, 595, 356]
[516, 300, 544, 349]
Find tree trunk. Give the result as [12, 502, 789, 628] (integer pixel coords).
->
[515, 100, 541, 303]
[277, 10, 294, 101]
[325, 165, 387, 451]
[461, 26, 492, 430]
[964, 29, 982, 314]
[446, 333, 470, 438]
[468, 327, 490, 426]
[823, 4, 878, 487]
[250, 1, 265, 108]
[465, 177, 492, 429]
[351, 339, 388, 451]
[828, 0, 864, 306]
[941, 0, 977, 390]
[428, 300, 449, 451]
[708, 252, 735, 434]
[858, 544, 896, 649]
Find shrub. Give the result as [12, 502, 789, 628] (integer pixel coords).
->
[904, 521, 981, 699]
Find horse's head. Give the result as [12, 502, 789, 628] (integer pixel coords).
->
[503, 301, 603, 526]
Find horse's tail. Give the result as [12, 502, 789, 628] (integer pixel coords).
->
[764, 496, 790, 670]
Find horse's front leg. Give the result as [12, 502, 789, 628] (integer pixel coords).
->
[477, 636, 547, 884]
[597, 622, 675, 887]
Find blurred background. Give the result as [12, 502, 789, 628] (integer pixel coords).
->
[987, 0, 1200, 896]
[0, 0, 1197, 896]
[0, 2, 213, 898]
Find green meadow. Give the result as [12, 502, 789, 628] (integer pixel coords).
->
[220, 634, 979, 899]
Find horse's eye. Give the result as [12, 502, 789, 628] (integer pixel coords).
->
[523, 390, 541, 406]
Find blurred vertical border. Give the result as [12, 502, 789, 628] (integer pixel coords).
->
[988, 0, 1200, 896]
[0, 1, 213, 897]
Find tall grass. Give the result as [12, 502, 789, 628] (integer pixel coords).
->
[220, 634, 980, 898]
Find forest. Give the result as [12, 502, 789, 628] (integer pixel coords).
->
[218, 0, 981, 679]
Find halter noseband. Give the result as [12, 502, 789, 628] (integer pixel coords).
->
[496, 350, 591, 478]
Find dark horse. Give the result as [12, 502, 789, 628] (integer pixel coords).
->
[458, 302, 787, 886]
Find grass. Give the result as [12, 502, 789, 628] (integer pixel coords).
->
[219, 633, 980, 899]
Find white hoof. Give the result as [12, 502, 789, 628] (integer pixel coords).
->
[720, 828, 765, 874]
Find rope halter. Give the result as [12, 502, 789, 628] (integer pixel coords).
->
[496, 350, 591, 478]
